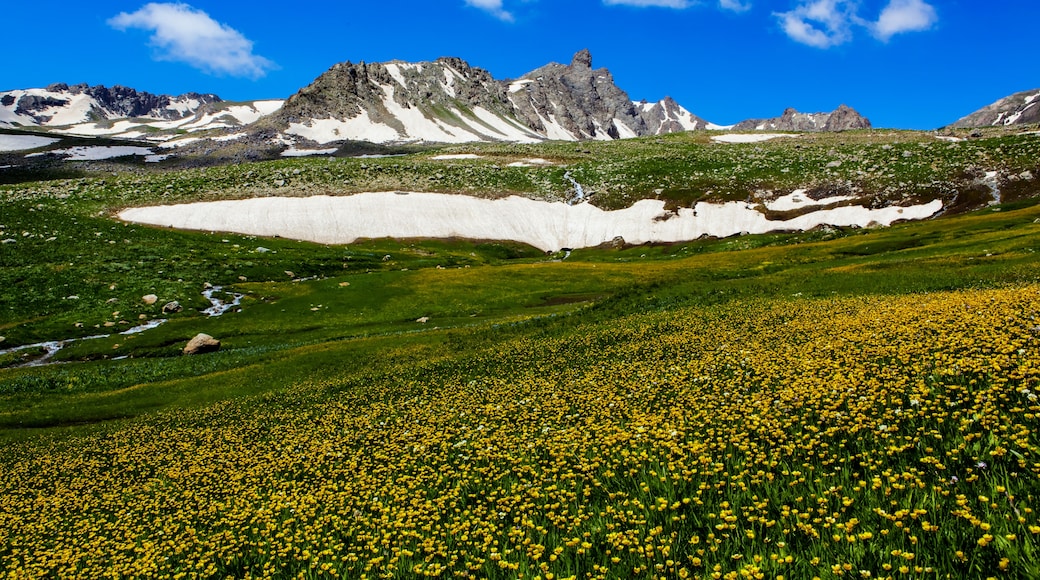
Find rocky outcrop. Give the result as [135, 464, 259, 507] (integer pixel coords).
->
[949, 89, 1040, 128]
[636, 96, 713, 134]
[733, 104, 871, 132]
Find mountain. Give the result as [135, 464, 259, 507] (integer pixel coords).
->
[949, 89, 1040, 128]
[267, 50, 716, 146]
[0, 83, 283, 141]
[732, 105, 871, 132]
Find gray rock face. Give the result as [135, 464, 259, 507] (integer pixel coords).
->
[949, 89, 1040, 128]
[733, 104, 871, 132]
[507, 50, 648, 139]
[183, 333, 220, 355]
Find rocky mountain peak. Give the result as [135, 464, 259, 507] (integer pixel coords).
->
[571, 49, 593, 70]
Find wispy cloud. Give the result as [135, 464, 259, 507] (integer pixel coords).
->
[603, 0, 692, 8]
[775, 0, 854, 48]
[871, 0, 938, 41]
[718, 0, 752, 12]
[108, 3, 275, 78]
[604, 0, 754, 12]
[464, 0, 515, 21]
[776, 0, 937, 48]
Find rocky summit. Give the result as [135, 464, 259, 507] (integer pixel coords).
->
[732, 104, 871, 132]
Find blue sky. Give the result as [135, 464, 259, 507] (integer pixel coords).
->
[3, 1, 1036, 129]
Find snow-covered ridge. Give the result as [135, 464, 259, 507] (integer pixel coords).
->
[119, 192, 943, 253]
[0, 83, 283, 141]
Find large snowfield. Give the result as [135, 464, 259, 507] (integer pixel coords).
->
[119, 192, 944, 252]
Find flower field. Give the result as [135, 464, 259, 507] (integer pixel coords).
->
[2, 285, 1038, 579]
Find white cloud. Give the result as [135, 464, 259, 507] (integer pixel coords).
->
[775, 0, 854, 48]
[465, 0, 515, 21]
[776, 0, 936, 48]
[603, 0, 692, 7]
[109, 3, 275, 78]
[719, 0, 752, 12]
[871, 0, 937, 41]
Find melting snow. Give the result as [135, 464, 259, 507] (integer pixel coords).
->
[281, 147, 339, 157]
[765, 189, 856, 211]
[384, 63, 408, 88]
[28, 145, 155, 160]
[286, 111, 400, 144]
[119, 192, 944, 253]
[0, 134, 60, 151]
[470, 107, 543, 143]
[507, 158, 552, 167]
[508, 80, 534, 93]
[431, 154, 481, 160]
[712, 133, 797, 144]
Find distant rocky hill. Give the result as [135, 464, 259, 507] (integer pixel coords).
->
[733, 105, 871, 132]
[0, 83, 283, 140]
[268, 50, 713, 145]
[949, 89, 1040, 128]
[0, 83, 220, 126]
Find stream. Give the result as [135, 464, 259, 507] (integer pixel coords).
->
[0, 286, 244, 368]
[562, 171, 587, 205]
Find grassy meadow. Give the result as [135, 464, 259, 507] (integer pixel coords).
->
[1, 129, 1039, 579]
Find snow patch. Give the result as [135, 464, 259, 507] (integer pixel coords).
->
[281, 147, 339, 157]
[286, 111, 400, 144]
[470, 107, 543, 143]
[29, 145, 154, 160]
[765, 189, 856, 211]
[0, 134, 59, 151]
[384, 63, 408, 88]
[431, 153, 482, 160]
[509, 80, 534, 93]
[119, 192, 944, 253]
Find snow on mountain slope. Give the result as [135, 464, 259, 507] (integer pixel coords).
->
[273, 57, 545, 145]
[950, 89, 1040, 128]
[270, 50, 719, 146]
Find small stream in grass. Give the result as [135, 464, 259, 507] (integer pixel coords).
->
[0, 286, 244, 368]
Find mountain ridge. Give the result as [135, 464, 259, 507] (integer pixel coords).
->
[732, 104, 871, 132]
[268, 50, 713, 146]
[949, 88, 1040, 128]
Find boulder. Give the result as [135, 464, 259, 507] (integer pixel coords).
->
[142, 294, 158, 305]
[183, 333, 221, 355]
[162, 300, 182, 314]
